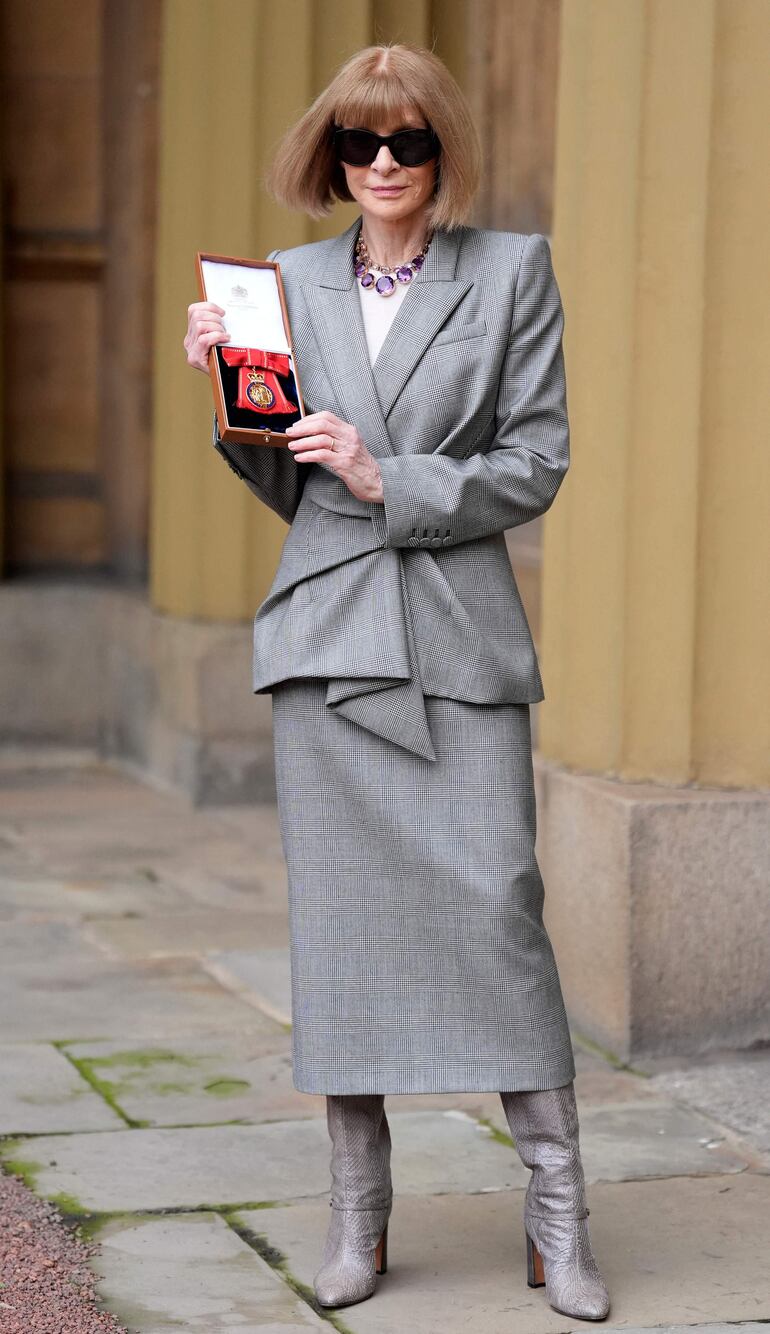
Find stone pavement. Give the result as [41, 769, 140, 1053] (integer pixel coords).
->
[0, 748, 768, 1333]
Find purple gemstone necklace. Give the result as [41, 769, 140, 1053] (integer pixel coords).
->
[354, 229, 433, 297]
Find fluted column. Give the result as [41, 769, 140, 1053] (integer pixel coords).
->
[540, 0, 770, 790]
[535, 0, 770, 1060]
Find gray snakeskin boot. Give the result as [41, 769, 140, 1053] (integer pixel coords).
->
[500, 1081, 610, 1321]
[313, 1094, 392, 1308]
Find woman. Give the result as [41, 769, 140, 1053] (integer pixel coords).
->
[185, 43, 610, 1323]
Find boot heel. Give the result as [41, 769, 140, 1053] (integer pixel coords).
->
[526, 1229, 545, 1288]
[375, 1221, 388, 1275]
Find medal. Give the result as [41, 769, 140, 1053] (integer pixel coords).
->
[220, 347, 297, 415]
[246, 372, 276, 409]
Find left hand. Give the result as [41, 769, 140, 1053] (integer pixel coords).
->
[285, 411, 384, 503]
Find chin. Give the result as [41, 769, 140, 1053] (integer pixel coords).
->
[362, 195, 423, 222]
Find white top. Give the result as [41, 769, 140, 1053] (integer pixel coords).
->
[357, 272, 412, 365]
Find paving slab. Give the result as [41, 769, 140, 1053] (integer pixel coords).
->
[4, 813, 284, 908]
[0, 941, 278, 1042]
[327, 1046, 657, 1126]
[242, 1173, 770, 1332]
[82, 908, 290, 960]
[602, 1326, 770, 1332]
[159, 848, 288, 914]
[207, 947, 293, 1026]
[0, 1042, 123, 1134]
[209, 802, 289, 863]
[65, 1035, 319, 1127]
[0, 871, 191, 922]
[482, 1097, 750, 1182]
[0, 1111, 528, 1213]
[647, 1049, 770, 1155]
[0, 837, 38, 878]
[91, 1211, 324, 1333]
[571, 1064, 661, 1107]
[0, 761, 170, 819]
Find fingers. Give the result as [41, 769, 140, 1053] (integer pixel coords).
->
[187, 301, 226, 317]
[184, 301, 230, 371]
[186, 330, 230, 372]
[287, 410, 342, 431]
[289, 446, 339, 466]
[285, 440, 333, 461]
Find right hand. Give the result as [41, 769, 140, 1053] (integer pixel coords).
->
[184, 301, 231, 372]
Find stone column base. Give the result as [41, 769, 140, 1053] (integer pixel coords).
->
[0, 582, 275, 805]
[533, 758, 770, 1061]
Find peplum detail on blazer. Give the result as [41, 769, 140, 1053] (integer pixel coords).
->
[213, 219, 569, 762]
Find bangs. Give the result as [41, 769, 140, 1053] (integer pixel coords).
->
[332, 76, 428, 132]
[265, 43, 481, 229]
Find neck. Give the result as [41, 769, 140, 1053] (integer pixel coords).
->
[359, 210, 432, 267]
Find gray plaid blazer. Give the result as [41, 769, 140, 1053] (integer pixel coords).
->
[213, 216, 569, 761]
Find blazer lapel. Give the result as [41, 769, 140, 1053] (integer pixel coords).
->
[372, 268, 473, 419]
[301, 219, 395, 458]
[301, 217, 472, 449]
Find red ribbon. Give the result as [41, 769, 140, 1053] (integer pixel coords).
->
[220, 346, 297, 415]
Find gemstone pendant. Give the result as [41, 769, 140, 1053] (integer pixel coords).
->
[375, 274, 396, 296]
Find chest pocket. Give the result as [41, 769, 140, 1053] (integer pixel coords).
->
[431, 318, 488, 347]
[398, 321, 492, 445]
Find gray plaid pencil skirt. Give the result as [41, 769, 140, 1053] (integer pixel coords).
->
[270, 679, 577, 1095]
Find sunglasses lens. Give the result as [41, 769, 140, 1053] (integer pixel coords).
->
[334, 127, 439, 167]
[392, 130, 438, 165]
[335, 130, 379, 165]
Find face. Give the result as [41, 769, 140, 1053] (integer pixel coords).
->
[338, 109, 438, 227]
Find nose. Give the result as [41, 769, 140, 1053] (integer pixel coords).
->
[372, 144, 397, 173]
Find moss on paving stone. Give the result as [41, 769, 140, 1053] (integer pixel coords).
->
[223, 1210, 356, 1334]
[0, 1143, 44, 1191]
[54, 1045, 237, 1120]
[49, 1190, 89, 1217]
[68, 1048, 259, 1117]
[1, 1144, 93, 1220]
[72, 1214, 108, 1242]
[57, 1054, 140, 1127]
[476, 1115, 514, 1148]
[203, 1078, 252, 1097]
[572, 1028, 651, 1077]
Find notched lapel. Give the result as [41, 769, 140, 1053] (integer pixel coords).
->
[372, 276, 473, 419]
[301, 281, 395, 459]
[299, 219, 471, 451]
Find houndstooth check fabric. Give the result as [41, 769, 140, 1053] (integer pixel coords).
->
[270, 679, 576, 1093]
[213, 216, 570, 762]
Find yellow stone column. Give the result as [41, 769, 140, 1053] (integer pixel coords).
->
[150, 0, 436, 620]
[534, 0, 770, 1061]
[540, 0, 770, 790]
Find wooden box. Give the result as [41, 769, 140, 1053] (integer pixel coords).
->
[196, 251, 305, 447]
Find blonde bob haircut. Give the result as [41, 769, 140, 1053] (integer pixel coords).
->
[265, 44, 481, 231]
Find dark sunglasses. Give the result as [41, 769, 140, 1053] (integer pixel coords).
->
[332, 125, 440, 167]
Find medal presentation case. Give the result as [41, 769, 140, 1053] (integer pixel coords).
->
[196, 252, 305, 447]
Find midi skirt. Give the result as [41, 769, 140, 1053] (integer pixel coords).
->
[270, 679, 577, 1095]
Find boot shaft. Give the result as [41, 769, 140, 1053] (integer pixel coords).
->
[326, 1093, 393, 1210]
